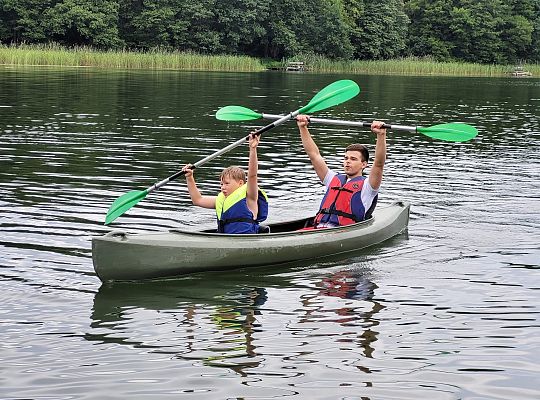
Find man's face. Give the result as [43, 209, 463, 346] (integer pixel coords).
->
[343, 150, 367, 177]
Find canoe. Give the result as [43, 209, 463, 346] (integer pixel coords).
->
[92, 201, 410, 282]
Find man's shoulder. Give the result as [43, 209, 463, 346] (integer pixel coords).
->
[362, 176, 378, 195]
[323, 169, 338, 186]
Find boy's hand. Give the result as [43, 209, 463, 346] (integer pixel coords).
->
[249, 132, 260, 148]
[182, 164, 194, 178]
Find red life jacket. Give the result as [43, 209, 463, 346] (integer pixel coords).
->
[313, 174, 376, 227]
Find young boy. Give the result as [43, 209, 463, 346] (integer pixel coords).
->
[182, 133, 268, 234]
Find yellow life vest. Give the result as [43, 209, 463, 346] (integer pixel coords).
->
[215, 184, 268, 234]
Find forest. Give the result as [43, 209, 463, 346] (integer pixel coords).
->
[1, 0, 539, 64]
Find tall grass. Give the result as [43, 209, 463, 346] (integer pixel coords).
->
[1, 44, 539, 77]
[287, 53, 540, 77]
[0, 43, 266, 72]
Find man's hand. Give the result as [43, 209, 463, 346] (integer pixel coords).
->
[296, 115, 310, 128]
[371, 120, 387, 136]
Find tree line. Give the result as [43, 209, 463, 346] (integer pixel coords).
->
[1, 0, 539, 64]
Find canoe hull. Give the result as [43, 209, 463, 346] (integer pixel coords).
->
[92, 201, 410, 282]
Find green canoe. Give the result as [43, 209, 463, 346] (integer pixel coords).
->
[92, 201, 410, 282]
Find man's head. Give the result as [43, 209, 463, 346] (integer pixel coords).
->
[343, 144, 369, 177]
[220, 166, 246, 197]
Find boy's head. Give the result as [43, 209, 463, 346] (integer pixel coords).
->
[220, 166, 246, 197]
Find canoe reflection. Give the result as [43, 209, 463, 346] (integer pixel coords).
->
[88, 268, 382, 373]
[88, 274, 275, 372]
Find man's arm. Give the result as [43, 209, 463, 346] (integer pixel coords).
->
[297, 115, 329, 182]
[368, 121, 387, 190]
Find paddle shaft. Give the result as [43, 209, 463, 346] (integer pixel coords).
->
[261, 113, 417, 133]
[147, 113, 298, 194]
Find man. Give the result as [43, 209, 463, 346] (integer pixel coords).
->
[296, 115, 387, 228]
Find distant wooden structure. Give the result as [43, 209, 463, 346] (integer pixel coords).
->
[509, 66, 532, 77]
[267, 61, 309, 72]
[285, 61, 306, 71]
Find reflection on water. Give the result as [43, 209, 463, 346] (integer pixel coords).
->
[1, 67, 539, 399]
[89, 268, 389, 388]
[90, 277, 271, 373]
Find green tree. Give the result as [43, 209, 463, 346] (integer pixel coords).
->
[342, 0, 365, 56]
[404, 0, 454, 60]
[405, 0, 538, 64]
[119, 0, 267, 54]
[260, 0, 310, 58]
[502, 0, 536, 62]
[119, 0, 219, 52]
[2, 0, 538, 64]
[532, 1, 540, 61]
[0, 0, 53, 43]
[214, 0, 269, 55]
[260, 0, 352, 59]
[44, 0, 123, 48]
[448, 0, 506, 63]
[500, 14, 533, 63]
[313, 0, 354, 59]
[449, 0, 535, 64]
[354, 0, 409, 59]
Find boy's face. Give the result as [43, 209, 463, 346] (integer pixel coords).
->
[220, 176, 244, 197]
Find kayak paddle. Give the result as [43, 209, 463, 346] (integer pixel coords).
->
[105, 79, 360, 225]
[215, 105, 478, 142]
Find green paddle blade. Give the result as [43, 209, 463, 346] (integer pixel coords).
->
[215, 105, 262, 121]
[299, 79, 360, 114]
[417, 123, 478, 142]
[105, 189, 148, 225]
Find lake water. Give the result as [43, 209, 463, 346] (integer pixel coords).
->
[1, 67, 539, 399]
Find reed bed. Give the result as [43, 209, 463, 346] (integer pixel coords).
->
[290, 54, 540, 77]
[0, 44, 265, 72]
[1, 44, 538, 77]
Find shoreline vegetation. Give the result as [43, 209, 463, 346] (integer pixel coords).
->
[1, 44, 538, 77]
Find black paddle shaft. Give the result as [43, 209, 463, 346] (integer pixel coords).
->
[262, 113, 416, 133]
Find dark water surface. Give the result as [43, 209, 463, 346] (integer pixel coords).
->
[1, 67, 539, 399]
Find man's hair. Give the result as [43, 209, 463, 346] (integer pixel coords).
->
[220, 166, 246, 182]
[346, 143, 369, 162]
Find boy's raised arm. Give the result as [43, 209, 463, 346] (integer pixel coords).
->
[246, 133, 260, 214]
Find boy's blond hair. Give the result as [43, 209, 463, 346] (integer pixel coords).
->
[220, 166, 246, 183]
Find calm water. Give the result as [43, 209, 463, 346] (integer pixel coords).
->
[1, 67, 539, 399]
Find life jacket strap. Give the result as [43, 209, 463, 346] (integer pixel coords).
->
[218, 217, 257, 233]
[317, 207, 361, 223]
[330, 186, 354, 193]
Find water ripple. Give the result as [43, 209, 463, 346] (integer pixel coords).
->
[1, 69, 539, 399]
